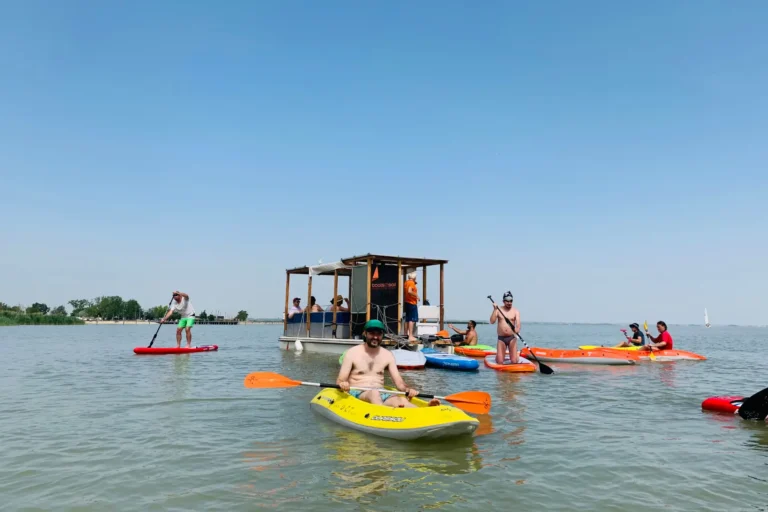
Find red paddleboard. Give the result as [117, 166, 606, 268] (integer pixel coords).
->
[134, 345, 218, 355]
[701, 395, 743, 414]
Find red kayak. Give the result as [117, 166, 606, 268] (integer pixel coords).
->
[134, 345, 218, 355]
[701, 395, 743, 414]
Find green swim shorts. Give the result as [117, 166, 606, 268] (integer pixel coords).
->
[177, 317, 195, 328]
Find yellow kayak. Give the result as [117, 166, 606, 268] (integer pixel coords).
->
[309, 387, 479, 440]
[579, 345, 643, 351]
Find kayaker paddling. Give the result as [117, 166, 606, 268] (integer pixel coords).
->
[645, 321, 674, 351]
[614, 323, 645, 348]
[337, 319, 440, 408]
[160, 291, 196, 348]
[490, 291, 520, 364]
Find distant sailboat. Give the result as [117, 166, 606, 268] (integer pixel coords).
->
[704, 308, 711, 328]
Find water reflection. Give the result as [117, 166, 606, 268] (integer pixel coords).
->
[323, 428, 483, 503]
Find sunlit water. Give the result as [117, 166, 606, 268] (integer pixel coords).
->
[1, 324, 766, 511]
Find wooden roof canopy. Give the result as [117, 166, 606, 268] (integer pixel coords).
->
[285, 253, 449, 276]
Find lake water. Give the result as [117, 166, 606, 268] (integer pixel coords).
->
[1, 323, 766, 511]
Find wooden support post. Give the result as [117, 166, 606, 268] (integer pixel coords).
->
[332, 270, 339, 338]
[366, 257, 372, 322]
[439, 263, 444, 330]
[283, 272, 290, 334]
[306, 275, 313, 335]
[422, 266, 427, 305]
[397, 260, 402, 335]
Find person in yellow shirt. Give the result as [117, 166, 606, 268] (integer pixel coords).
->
[403, 272, 419, 342]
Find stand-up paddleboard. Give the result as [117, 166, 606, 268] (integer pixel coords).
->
[421, 348, 479, 371]
[705, 308, 711, 328]
[454, 344, 497, 357]
[391, 349, 426, 370]
[134, 345, 218, 355]
[484, 354, 536, 373]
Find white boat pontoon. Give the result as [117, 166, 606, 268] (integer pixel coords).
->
[279, 253, 448, 354]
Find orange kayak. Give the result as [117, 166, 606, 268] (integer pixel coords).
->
[599, 348, 707, 361]
[455, 345, 496, 357]
[519, 347, 636, 365]
[483, 355, 536, 373]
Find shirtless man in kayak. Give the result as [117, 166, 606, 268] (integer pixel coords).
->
[490, 291, 520, 364]
[337, 319, 439, 407]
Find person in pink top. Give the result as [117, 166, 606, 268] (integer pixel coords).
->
[645, 320, 674, 351]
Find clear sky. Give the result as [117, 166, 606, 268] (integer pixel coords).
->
[1, 1, 766, 325]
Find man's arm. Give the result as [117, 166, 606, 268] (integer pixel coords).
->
[449, 323, 467, 335]
[515, 310, 521, 333]
[337, 353, 354, 391]
[490, 305, 498, 324]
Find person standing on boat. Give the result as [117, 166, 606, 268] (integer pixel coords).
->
[160, 291, 195, 348]
[403, 272, 419, 342]
[490, 291, 520, 364]
[614, 323, 645, 348]
[646, 321, 674, 351]
[327, 295, 350, 312]
[337, 319, 439, 407]
[448, 320, 478, 346]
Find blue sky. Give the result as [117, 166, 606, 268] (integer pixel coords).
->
[1, 1, 766, 325]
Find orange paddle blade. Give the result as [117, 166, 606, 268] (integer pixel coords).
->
[443, 391, 491, 415]
[244, 372, 301, 389]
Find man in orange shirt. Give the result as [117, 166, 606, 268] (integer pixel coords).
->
[403, 271, 419, 342]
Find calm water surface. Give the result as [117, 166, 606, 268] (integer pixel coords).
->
[1, 324, 767, 511]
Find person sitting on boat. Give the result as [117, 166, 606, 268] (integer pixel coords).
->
[614, 323, 645, 348]
[160, 291, 195, 348]
[403, 272, 419, 343]
[304, 296, 323, 313]
[448, 320, 478, 346]
[645, 321, 674, 351]
[337, 319, 440, 407]
[326, 295, 350, 312]
[287, 297, 303, 319]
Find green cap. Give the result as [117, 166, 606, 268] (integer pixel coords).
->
[363, 319, 386, 332]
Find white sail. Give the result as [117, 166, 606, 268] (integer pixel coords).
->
[704, 308, 711, 328]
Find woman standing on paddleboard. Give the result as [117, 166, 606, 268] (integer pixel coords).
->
[161, 291, 196, 348]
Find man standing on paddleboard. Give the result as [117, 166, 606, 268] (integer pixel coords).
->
[161, 291, 196, 348]
[490, 291, 520, 364]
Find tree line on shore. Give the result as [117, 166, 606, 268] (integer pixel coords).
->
[0, 297, 249, 323]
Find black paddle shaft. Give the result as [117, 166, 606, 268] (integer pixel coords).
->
[148, 296, 175, 348]
[323, 382, 438, 400]
[487, 296, 554, 375]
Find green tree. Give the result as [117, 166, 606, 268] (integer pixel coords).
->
[92, 296, 124, 319]
[51, 305, 67, 316]
[68, 299, 92, 317]
[146, 305, 169, 320]
[123, 299, 142, 320]
[26, 303, 49, 315]
[208, 313, 215, 322]
[198, 310, 207, 321]
[0, 302, 8, 311]
[236, 310, 248, 321]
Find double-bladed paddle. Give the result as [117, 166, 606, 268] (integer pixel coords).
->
[487, 296, 554, 375]
[242, 371, 491, 415]
[148, 296, 175, 348]
[737, 386, 768, 421]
